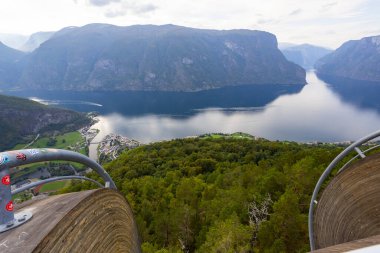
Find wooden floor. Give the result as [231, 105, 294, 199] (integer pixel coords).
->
[0, 189, 140, 253]
[313, 152, 380, 250]
[312, 234, 380, 252]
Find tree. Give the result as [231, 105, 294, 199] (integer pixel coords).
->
[257, 190, 309, 253]
[199, 215, 251, 253]
[248, 194, 272, 250]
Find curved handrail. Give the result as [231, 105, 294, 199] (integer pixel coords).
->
[308, 129, 380, 250]
[0, 148, 116, 189]
[12, 176, 104, 195]
[337, 144, 380, 174]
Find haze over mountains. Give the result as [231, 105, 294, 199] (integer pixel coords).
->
[316, 35, 380, 83]
[0, 42, 26, 86]
[21, 31, 54, 52]
[0, 33, 28, 50]
[0, 24, 305, 92]
[0, 32, 54, 52]
[280, 44, 332, 70]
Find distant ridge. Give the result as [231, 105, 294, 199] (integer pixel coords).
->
[0, 42, 25, 86]
[21, 31, 54, 52]
[281, 44, 332, 70]
[9, 23, 306, 91]
[316, 35, 380, 83]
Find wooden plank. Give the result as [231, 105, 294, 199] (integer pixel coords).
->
[0, 189, 140, 253]
[314, 152, 380, 249]
[312, 234, 380, 252]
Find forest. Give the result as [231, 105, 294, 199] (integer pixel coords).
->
[63, 136, 343, 252]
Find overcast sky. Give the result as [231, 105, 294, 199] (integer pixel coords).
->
[0, 0, 379, 48]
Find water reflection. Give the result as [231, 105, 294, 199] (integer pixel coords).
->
[3, 71, 380, 143]
[90, 72, 380, 143]
[317, 74, 380, 112]
[2, 84, 303, 116]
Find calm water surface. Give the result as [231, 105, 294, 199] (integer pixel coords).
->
[4, 71, 380, 145]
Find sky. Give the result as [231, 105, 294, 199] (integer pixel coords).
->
[0, 0, 380, 49]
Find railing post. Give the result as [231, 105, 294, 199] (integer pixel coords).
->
[0, 168, 14, 226]
[0, 154, 33, 233]
[0, 148, 116, 233]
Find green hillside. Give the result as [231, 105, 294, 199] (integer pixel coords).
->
[0, 94, 90, 150]
[64, 137, 343, 252]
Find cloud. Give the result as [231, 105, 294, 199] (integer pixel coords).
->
[104, 1, 157, 18]
[320, 1, 338, 12]
[133, 3, 156, 14]
[289, 8, 302, 16]
[105, 9, 126, 18]
[257, 18, 278, 25]
[89, 0, 121, 7]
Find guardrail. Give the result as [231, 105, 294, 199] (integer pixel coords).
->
[0, 148, 116, 233]
[308, 129, 380, 250]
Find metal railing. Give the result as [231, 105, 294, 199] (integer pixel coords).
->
[0, 148, 116, 233]
[308, 129, 380, 250]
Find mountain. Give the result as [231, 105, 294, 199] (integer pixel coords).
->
[0, 42, 26, 87]
[18, 24, 305, 91]
[281, 44, 333, 70]
[0, 33, 28, 50]
[0, 94, 90, 150]
[316, 35, 380, 82]
[278, 42, 297, 50]
[21, 31, 55, 52]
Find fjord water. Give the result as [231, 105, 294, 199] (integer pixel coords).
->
[4, 71, 380, 145]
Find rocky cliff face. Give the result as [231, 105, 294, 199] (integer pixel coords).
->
[0, 94, 90, 149]
[316, 35, 380, 82]
[17, 24, 305, 91]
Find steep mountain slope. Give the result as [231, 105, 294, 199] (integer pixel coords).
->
[0, 94, 90, 150]
[21, 31, 55, 52]
[316, 35, 380, 82]
[0, 42, 26, 87]
[19, 24, 305, 91]
[281, 44, 332, 69]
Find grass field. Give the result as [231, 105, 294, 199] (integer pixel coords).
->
[40, 181, 69, 193]
[201, 132, 254, 140]
[13, 131, 86, 154]
[11, 163, 45, 179]
[11, 131, 87, 181]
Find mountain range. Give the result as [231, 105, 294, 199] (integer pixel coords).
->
[316, 35, 380, 83]
[0, 24, 306, 92]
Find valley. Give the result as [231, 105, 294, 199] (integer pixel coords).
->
[1, 7, 380, 251]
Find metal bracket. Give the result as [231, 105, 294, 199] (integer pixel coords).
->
[355, 147, 366, 159]
[0, 211, 33, 233]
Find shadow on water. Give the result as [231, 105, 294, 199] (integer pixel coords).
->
[317, 74, 380, 113]
[2, 84, 304, 117]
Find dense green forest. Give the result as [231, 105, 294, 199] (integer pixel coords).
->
[64, 137, 343, 252]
